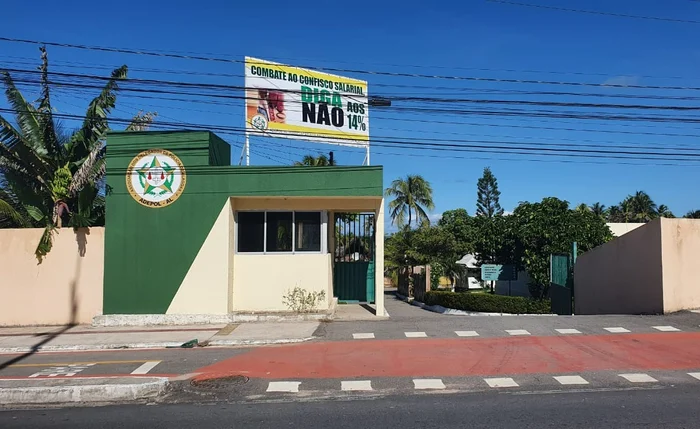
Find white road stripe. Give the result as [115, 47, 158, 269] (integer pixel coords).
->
[485, 377, 519, 388]
[506, 329, 531, 336]
[131, 361, 161, 375]
[619, 373, 658, 383]
[688, 372, 700, 381]
[455, 331, 479, 337]
[555, 329, 581, 335]
[554, 375, 589, 385]
[352, 333, 375, 339]
[266, 381, 301, 393]
[341, 380, 373, 391]
[413, 379, 446, 390]
[405, 332, 427, 338]
[604, 327, 630, 333]
[653, 326, 680, 332]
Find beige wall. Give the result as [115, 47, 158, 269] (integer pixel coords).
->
[575, 219, 664, 315]
[661, 219, 700, 312]
[232, 253, 332, 311]
[0, 228, 104, 326]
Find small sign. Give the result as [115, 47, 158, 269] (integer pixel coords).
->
[481, 264, 517, 281]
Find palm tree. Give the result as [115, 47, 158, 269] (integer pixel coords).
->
[385, 175, 435, 228]
[575, 203, 589, 213]
[629, 191, 658, 222]
[294, 154, 335, 166]
[590, 202, 606, 218]
[620, 198, 635, 223]
[657, 204, 675, 218]
[0, 47, 153, 259]
[684, 210, 700, 219]
[607, 205, 622, 222]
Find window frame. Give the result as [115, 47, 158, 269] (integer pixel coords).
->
[235, 210, 326, 255]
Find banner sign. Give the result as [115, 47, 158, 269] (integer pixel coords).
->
[245, 57, 369, 148]
[481, 264, 518, 281]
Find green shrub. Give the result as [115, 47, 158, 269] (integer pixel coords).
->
[423, 291, 551, 314]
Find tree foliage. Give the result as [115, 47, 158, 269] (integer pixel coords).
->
[0, 47, 153, 260]
[475, 167, 503, 218]
[385, 175, 434, 228]
[293, 154, 335, 166]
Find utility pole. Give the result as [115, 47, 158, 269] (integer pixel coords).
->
[329, 151, 334, 166]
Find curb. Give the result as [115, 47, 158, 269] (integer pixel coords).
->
[406, 297, 557, 317]
[0, 337, 317, 353]
[0, 377, 169, 406]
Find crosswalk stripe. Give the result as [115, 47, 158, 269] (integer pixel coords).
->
[505, 329, 531, 336]
[131, 361, 161, 375]
[413, 379, 446, 390]
[619, 373, 658, 383]
[405, 332, 427, 338]
[555, 329, 582, 334]
[604, 327, 631, 333]
[352, 333, 375, 339]
[554, 375, 589, 385]
[652, 326, 680, 332]
[455, 330, 479, 337]
[266, 381, 301, 393]
[341, 380, 373, 391]
[485, 377, 519, 388]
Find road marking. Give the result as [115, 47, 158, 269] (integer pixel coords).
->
[555, 329, 581, 335]
[455, 331, 479, 337]
[341, 380, 373, 391]
[266, 381, 301, 393]
[352, 333, 375, 339]
[29, 363, 95, 378]
[688, 373, 700, 381]
[554, 375, 589, 385]
[619, 373, 658, 383]
[8, 360, 150, 368]
[413, 379, 446, 390]
[485, 377, 519, 388]
[604, 327, 630, 333]
[506, 329, 531, 336]
[405, 332, 427, 338]
[653, 326, 680, 332]
[130, 361, 161, 375]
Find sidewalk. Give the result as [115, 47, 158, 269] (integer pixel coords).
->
[0, 322, 320, 353]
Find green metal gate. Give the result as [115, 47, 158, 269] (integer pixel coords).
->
[550, 243, 576, 315]
[333, 213, 375, 303]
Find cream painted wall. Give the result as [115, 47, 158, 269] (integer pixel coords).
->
[575, 220, 664, 315]
[167, 200, 231, 315]
[661, 219, 700, 312]
[0, 228, 103, 326]
[232, 253, 331, 311]
[374, 199, 385, 316]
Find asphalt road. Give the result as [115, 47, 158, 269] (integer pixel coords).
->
[2, 386, 700, 428]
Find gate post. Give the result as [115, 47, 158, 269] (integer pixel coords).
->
[375, 200, 385, 317]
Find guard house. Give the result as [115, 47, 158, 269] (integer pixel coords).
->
[102, 131, 385, 321]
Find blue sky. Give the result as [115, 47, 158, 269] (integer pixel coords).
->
[1, 0, 700, 228]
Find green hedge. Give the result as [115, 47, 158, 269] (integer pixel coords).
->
[423, 291, 551, 314]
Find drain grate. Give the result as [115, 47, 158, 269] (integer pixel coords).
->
[190, 375, 249, 389]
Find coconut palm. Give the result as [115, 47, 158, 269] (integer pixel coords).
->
[684, 210, 700, 219]
[385, 175, 435, 228]
[629, 191, 658, 222]
[657, 204, 675, 218]
[575, 203, 589, 213]
[590, 202, 606, 218]
[294, 154, 335, 166]
[0, 47, 153, 259]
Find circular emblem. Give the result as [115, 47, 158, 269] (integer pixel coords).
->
[251, 113, 269, 131]
[125, 149, 186, 208]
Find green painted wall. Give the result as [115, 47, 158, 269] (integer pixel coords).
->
[103, 130, 382, 314]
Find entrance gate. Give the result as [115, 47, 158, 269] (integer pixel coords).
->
[550, 243, 577, 315]
[333, 213, 375, 303]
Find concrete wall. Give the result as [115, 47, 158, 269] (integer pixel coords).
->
[575, 219, 664, 315]
[0, 228, 104, 326]
[660, 219, 700, 312]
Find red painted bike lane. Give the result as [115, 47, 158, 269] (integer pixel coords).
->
[194, 332, 700, 380]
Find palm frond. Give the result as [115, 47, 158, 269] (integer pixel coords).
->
[1, 71, 44, 154]
[125, 111, 157, 131]
[0, 190, 28, 227]
[69, 145, 105, 197]
[36, 46, 63, 163]
[69, 65, 127, 158]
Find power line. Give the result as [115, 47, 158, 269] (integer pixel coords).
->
[487, 0, 700, 24]
[3, 36, 700, 91]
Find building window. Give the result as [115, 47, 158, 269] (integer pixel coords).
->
[237, 211, 324, 254]
[237, 212, 264, 252]
[295, 212, 321, 252]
